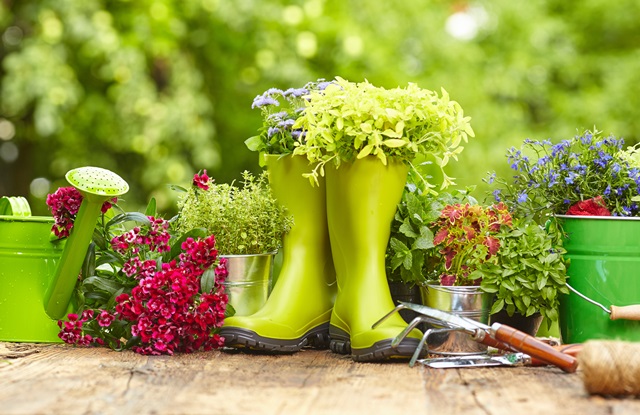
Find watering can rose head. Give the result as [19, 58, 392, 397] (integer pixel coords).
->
[487, 129, 640, 222]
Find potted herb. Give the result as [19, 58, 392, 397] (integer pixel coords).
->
[477, 216, 569, 334]
[488, 129, 640, 343]
[290, 77, 475, 361]
[176, 170, 291, 317]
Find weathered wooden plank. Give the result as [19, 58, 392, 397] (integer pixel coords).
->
[2, 342, 640, 415]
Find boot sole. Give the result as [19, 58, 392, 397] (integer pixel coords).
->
[221, 323, 330, 353]
[329, 326, 425, 362]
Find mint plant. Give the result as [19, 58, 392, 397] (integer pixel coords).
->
[386, 185, 477, 286]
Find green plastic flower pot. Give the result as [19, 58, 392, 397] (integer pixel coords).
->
[0, 216, 68, 342]
[558, 215, 640, 343]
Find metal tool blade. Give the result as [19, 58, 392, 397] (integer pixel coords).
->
[397, 301, 489, 332]
[419, 353, 530, 369]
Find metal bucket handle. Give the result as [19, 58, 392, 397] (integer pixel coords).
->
[567, 283, 640, 321]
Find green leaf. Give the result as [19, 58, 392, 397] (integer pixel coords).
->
[82, 276, 122, 295]
[201, 268, 216, 293]
[413, 227, 435, 250]
[245, 135, 263, 151]
[145, 198, 157, 217]
[167, 184, 188, 193]
[106, 212, 150, 231]
[490, 298, 505, 314]
[81, 242, 96, 279]
[389, 237, 409, 253]
[399, 220, 418, 238]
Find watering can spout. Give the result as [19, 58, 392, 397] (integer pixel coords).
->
[43, 167, 129, 320]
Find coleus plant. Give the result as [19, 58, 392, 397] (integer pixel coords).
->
[429, 202, 513, 286]
[49, 176, 230, 355]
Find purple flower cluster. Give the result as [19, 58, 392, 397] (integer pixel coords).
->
[488, 130, 640, 219]
[246, 79, 333, 154]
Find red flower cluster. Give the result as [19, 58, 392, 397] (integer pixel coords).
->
[566, 196, 611, 216]
[46, 187, 116, 238]
[111, 216, 171, 255]
[114, 235, 227, 355]
[192, 170, 211, 191]
[58, 310, 98, 346]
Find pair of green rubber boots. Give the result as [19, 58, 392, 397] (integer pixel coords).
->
[220, 155, 422, 361]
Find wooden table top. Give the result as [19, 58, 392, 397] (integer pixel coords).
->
[1, 342, 638, 415]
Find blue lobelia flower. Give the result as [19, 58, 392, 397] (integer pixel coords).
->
[517, 191, 528, 204]
[492, 189, 502, 202]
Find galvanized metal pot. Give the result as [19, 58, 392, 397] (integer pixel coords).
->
[419, 284, 492, 355]
[221, 252, 275, 317]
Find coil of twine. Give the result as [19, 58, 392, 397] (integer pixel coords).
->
[579, 340, 640, 396]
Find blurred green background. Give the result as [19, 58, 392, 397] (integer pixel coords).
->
[2, 0, 640, 215]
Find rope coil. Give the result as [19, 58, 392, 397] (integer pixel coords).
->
[579, 340, 640, 396]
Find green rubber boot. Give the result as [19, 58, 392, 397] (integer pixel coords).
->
[326, 157, 423, 361]
[220, 155, 336, 351]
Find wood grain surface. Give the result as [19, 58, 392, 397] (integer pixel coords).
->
[1, 343, 639, 415]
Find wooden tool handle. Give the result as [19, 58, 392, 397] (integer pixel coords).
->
[529, 344, 583, 366]
[491, 323, 578, 373]
[610, 305, 640, 320]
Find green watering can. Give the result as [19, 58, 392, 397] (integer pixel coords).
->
[0, 167, 129, 342]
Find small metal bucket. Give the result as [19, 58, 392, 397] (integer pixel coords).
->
[419, 284, 492, 355]
[222, 252, 275, 317]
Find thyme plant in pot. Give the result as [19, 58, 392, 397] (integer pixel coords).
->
[488, 129, 640, 343]
[293, 76, 474, 361]
[221, 80, 338, 352]
[176, 170, 291, 317]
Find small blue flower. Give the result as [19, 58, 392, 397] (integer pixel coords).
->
[622, 206, 632, 216]
[565, 172, 578, 185]
[580, 132, 593, 145]
[542, 139, 553, 146]
[492, 189, 502, 202]
[517, 191, 528, 204]
[252, 95, 280, 109]
[267, 111, 288, 121]
[265, 88, 284, 96]
[283, 88, 309, 98]
[291, 130, 306, 139]
[537, 156, 550, 166]
[487, 172, 496, 184]
[563, 199, 571, 205]
[551, 141, 570, 157]
[267, 126, 281, 137]
[604, 185, 611, 196]
[277, 119, 296, 129]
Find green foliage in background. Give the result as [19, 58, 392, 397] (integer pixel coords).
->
[2, 0, 640, 213]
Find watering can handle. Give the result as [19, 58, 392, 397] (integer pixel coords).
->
[610, 305, 640, 321]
